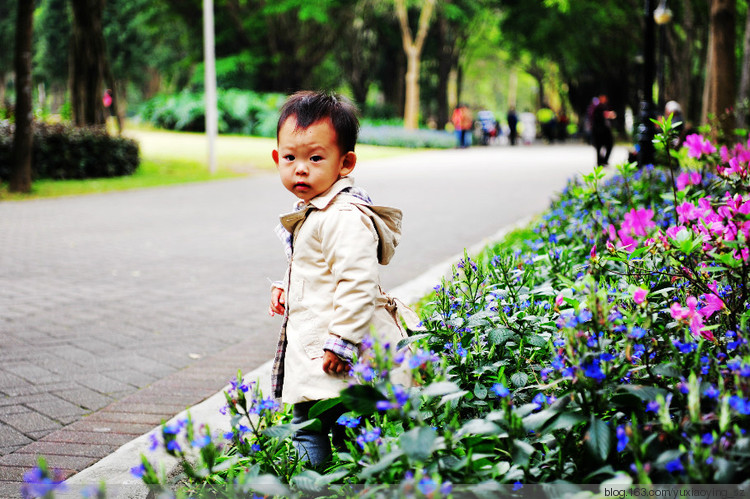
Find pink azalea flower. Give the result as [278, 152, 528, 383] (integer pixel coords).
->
[676, 202, 699, 223]
[700, 293, 724, 319]
[590, 244, 597, 260]
[633, 287, 648, 305]
[555, 294, 565, 308]
[675, 172, 691, 191]
[622, 208, 656, 237]
[684, 134, 716, 159]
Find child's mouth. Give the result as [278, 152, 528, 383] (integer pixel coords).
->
[294, 182, 310, 191]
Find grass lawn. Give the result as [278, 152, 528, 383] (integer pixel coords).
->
[0, 125, 415, 201]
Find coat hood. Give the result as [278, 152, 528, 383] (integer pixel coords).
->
[280, 177, 402, 265]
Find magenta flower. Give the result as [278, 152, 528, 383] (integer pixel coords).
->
[666, 225, 687, 240]
[684, 134, 716, 159]
[633, 287, 648, 305]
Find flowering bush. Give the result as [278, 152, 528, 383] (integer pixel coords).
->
[61, 118, 745, 497]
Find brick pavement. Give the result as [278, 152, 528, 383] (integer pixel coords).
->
[0, 144, 621, 497]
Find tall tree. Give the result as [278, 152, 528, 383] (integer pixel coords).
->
[395, 0, 436, 129]
[70, 0, 116, 129]
[10, 0, 34, 193]
[738, 3, 750, 127]
[0, 2, 16, 108]
[702, 0, 737, 138]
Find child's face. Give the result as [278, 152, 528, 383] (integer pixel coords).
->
[273, 117, 356, 203]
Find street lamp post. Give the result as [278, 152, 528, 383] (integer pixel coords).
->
[636, 0, 657, 167]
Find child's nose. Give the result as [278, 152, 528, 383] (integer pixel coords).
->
[295, 162, 309, 175]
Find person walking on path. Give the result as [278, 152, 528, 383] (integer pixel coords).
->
[451, 104, 473, 148]
[591, 94, 616, 166]
[507, 107, 519, 146]
[268, 91, 410, 468]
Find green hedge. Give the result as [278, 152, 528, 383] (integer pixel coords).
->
[136, 89, 285, 137]
[0, 122, 140, 181]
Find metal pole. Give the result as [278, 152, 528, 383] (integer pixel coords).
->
[637, 0, 657, 167]
[203, 0, 218, 174]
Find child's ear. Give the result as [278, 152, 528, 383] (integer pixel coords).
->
[339, 151, 356, 176]
[272, 149, 279, 166]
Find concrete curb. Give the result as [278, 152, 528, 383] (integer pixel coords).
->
[62, 217, 532, 497]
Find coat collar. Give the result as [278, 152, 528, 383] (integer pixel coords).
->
[279, 176, 354, 233]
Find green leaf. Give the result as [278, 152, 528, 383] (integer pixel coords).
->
[460, 419, 502, 436]
[526, 334, 548, 347]
[650, 363, 681, 378]
[585, 416, 611, 462]
[340, 385, 385, 414]
[422, 381, 462, 397]
[474, 382, 488, 400]
[262, 419, 318, 440]
[512, 440, 535, 468]
[399, 427, 437, 460]
[488, 327, 516, 345]
[308, 397, 342, 419]
[619, 385, 668, 401]
[359, 450, 404, 479]
[510, 372, 528, 388]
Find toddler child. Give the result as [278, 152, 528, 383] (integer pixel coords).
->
[268, 90, 409, 467]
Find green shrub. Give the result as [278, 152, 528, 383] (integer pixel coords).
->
[0, 122, 139, 181]
[136, 89, 285, 137]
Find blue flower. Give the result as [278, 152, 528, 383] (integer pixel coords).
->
[703, 384, 720, 399]
[337, 414, 361, 428]
[616, 425, 629, 452]
[191, 435, 211, 449]
[491, 383, 510, 398]
[629, 326, 647, 339]
[665, 458, 684, 474]
[532, 393, 548, 410]
[167, 440, 181, 453]
[582, 359, 606, 382]
[701, 433, 714, 445]
[251, 443, 261, 452]
[417, 478, 437, 495]
[729, 396, 750, 415]
[513, 482, 523, 491]
[130, 463, 146, 478]
[646, 400, 660, 413]
[356, 427, 382, 449]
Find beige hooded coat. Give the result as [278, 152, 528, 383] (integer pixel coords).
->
[272, 177, 410, 404]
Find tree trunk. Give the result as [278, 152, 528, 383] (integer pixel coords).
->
[394, 0, 436, 130]
[69, 0, 108, 128]
[737, 4, 750, 127]
[703, 0, 736, 139]
[9, 0, 34, 193]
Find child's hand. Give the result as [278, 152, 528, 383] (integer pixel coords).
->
[322, 350, 349, 375]
[269, 287, 285, 316]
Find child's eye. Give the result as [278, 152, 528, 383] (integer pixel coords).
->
[284, 154, 295, 161]
[310, 155, 323, 162]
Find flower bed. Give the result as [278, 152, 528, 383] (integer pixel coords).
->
[24, 120, 750, 497]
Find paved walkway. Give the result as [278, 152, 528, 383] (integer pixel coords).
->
[0, 143, 626, 496]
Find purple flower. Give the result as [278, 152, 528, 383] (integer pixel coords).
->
[646, 400, 660, 413]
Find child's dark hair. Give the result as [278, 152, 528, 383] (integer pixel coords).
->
[277, 91, 360, 153]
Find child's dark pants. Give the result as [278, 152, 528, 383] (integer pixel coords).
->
[292, 400, 347, 468]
